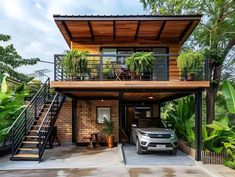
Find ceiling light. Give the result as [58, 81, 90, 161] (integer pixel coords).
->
[148, 96, 154, 100]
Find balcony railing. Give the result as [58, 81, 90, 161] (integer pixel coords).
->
[54, 54, 208, 81]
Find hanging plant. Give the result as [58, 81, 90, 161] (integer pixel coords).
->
[61, 49, 89, 80]
[125, 52, 155, 80]
[177, 50, 205, 81]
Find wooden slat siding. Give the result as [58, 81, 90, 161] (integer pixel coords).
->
[51, 81, 210, 89]
[169, 44, 180, 80]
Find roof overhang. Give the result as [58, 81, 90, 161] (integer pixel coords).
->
[54, 14, 202, 47]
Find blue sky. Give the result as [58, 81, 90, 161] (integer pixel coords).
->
[0, 0, 145, 80]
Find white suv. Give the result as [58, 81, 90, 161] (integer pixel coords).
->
[131, 119, 178, 155]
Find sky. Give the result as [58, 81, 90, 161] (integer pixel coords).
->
[0, 0, 145, 80]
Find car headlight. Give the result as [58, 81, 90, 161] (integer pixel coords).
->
[171, 132, 176, 138]
[139, 130, 149, 137]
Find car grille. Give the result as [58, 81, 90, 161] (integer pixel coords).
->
[148, 133, 171, 138]
[148, 143, 172, 147]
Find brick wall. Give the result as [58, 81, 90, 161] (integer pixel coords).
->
[55, 99, 72, 145]
[77, 100, 119, 143]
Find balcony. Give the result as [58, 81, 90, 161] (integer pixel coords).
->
[54, 53, 208, 82]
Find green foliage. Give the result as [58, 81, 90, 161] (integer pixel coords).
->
[177, 50, 205, 74]
[102, 118, 114, 136]
[125, 52, 155, 80]
[163, 96, 195, 146]
[102, 59, 113, 77]
[0, 34, 39, 81]
[222, 80, 235, 114]
[0, 76, 29, 143]
[61, 49, 89, 79]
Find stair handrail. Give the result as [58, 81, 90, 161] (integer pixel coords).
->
[7, 78, 50, 134]
[9, 78, 50, 157]
[37, 92, 64, 161]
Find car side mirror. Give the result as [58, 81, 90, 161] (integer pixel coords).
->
[132, 124, 137, 128]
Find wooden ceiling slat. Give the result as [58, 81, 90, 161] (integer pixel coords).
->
[62, 21, 72, 41]
[113, 21, 116, 42]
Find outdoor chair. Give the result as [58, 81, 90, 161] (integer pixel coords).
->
[112, 64, 123, 81]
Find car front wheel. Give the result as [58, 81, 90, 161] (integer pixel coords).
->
[136, 138, 144, 154]
[170, 148, 177, 155]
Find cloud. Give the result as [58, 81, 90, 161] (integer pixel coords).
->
[0, 0, 145, 80]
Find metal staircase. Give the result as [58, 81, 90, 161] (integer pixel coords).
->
[8, 78, 64, 161]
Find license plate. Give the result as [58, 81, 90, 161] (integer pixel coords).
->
[156, 144, 166, 148]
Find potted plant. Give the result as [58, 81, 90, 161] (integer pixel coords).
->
[177, 50, 204, 81]
[61, 49, 89, 80]
[125, 52, 155, 80]
[102, 118, 114, 148]
[102, 58, 113, 80]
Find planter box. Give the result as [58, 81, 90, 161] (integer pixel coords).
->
[178, 139, 196, 157]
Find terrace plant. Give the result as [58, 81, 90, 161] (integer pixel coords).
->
[177, 50, 205, 81]
[61, 49, 89, 80]
[125, 52, 155, 80]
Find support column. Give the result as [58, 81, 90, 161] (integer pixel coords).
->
[195, 91, 202, 161]
[72, 99, 77, 144]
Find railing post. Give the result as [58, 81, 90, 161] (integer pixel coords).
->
[54, 55, 56, 81]
[35, 100, 37, 120]
[99, 55, 103, 80]
[11, 126, 14, 156]
[25, 109, 27, 135]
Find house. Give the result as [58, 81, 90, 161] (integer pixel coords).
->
[10, 15, 210, 161]
[51, 15, 209, 161]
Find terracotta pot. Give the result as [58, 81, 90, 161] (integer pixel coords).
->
[186, 73, 195, 81]
[106, 136, 114, 148]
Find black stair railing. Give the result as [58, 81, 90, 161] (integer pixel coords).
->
[37, 92, 64, 161]
[8, 78, 50, 158]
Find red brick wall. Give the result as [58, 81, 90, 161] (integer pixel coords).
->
[55, 99, 72, 144]
[77, 100, 119, 143]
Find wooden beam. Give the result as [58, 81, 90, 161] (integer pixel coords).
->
[156, 21, 166, 40]
[179, 21, 193, 41]
[62, 21, 72, 41]
[135, 21, 141, 41]
[113, 21, 116, 42]
[88, 21, 94, 41]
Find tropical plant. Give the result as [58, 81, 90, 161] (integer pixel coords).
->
[125, 52, 155, 80]
[177, 50, 205, 80]
[102, 58, 113, 79]
[140, 0, 235, 124]
[102, 118, 114, 136]
[202, 80, 235, 166]
[164, 96, 195, 146]
[0, 34, 39, 81]
[0, 77, 28, 143]
[61, 49, 89, 80]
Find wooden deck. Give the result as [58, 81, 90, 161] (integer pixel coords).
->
[51, 81, 210, 90]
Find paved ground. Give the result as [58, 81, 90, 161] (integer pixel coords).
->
[0, 146, 234, 177]
[123, 144, 195, 166]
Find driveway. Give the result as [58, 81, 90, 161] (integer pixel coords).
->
[122, 144, 195, 166]
[1, 145, 233, 177]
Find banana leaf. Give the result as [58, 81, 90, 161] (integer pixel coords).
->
[222, 80, 235, 114]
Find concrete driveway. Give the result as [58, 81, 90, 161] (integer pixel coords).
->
[0, 146, 233, 176]
[122, 144, 195, 166]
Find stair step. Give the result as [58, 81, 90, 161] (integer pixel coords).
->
[22, 141, 39, 144]
[13, 154, 39, 158]
[29, 130, 37, 133]
[18, 148, 38, 151]
[26, 135, 38, 138]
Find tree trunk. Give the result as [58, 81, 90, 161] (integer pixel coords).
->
[206, 63, 222, 124]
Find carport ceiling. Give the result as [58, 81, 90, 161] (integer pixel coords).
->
[63, 91, 192, 102]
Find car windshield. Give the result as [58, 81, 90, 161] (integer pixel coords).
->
[138, 118, 166, 128]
